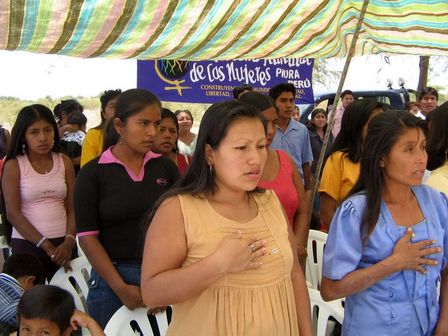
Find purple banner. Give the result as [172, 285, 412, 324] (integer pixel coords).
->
[137, 59, 314, 104]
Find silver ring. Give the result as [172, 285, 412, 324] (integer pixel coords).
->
[62, 260, 66, 265]
[250, 244, 256, 253]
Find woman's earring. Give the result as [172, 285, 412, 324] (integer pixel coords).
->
[22, 143, 26, 154]
[209, 164, 213, 175]
[119, 134, 123, 145]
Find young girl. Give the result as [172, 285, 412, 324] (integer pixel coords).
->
[152, 108, 191, 175]
[321, 110, 448, 335]
[2, 104, 77, 281]
[307, 108, 333, 227]
[17, 285, 104, 335]
[142, 101, 312, 335]
[307, 108, 333, 177]
[74, 89, 179, 328]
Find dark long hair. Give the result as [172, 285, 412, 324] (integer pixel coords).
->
[146, 100, 266, 223]
[330, 99, 386, 163]
[5, 104, 60, 161]
[2, 105, 61, 243]
[426, 101, 448, 170]
[349, 110, 428, 238]
[102, 88, 161, 151]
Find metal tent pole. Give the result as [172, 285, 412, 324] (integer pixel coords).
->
[308, 0, 370, 226]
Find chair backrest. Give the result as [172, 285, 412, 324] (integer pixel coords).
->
[306, 230, 328, 290]
[49, 256, 92, 312]
[76, 237, 86, 257]
[308, 288, 344, 336]
[104, 306, 170, 336]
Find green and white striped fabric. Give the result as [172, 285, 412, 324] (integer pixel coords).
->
[1, 0, 447, 60]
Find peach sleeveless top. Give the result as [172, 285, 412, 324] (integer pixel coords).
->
[166, 191, 299, 336]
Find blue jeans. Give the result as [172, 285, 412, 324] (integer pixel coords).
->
[87, 263, 141, 329]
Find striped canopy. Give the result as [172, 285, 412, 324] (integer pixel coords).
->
[1, 0, 447, 60]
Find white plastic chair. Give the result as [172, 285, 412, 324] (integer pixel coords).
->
[104, 306, 170, 336]
[49, 255, 92, 313]
[308, 288, 344, 336]
[76, 236, 86, 257]
[306, 230, 328, 290]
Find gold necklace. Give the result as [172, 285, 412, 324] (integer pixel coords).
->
[31, 156, 52, 174]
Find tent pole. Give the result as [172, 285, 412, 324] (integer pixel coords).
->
[308, 0, 370, 228]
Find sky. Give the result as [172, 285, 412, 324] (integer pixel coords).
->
[0, 50, 136, 100]
[316, 54, 446, 94]
[0, 50, 445, 100]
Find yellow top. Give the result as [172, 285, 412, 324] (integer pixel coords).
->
[319, 151, 360, 204]
[80, 128, 103, 167]
[167, 191, 299, 336]
[426, 161, 448, 195]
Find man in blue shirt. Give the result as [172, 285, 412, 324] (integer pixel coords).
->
[269, 83, 313, 191]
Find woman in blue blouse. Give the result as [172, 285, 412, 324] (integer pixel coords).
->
[321, 110, 448, 335]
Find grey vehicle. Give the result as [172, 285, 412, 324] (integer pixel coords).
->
[300, 87, 414, 124]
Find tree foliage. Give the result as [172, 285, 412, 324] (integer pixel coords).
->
[312, 58, 341, 89]
[0, 97, 100, 129]
[417, 56, 447, 101]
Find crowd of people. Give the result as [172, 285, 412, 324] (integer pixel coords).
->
[0, 83, 445, 335]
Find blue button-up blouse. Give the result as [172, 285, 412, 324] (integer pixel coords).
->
[323, 185, 448, 336]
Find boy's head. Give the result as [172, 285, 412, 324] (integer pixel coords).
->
[18, 285, 75, 336]
[269, 83, 296, 120]
[418, 86, 438, 116]
[67, 111, 87, 132]
[2, 253, 44, 290]
[340, 90, 355, 108]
